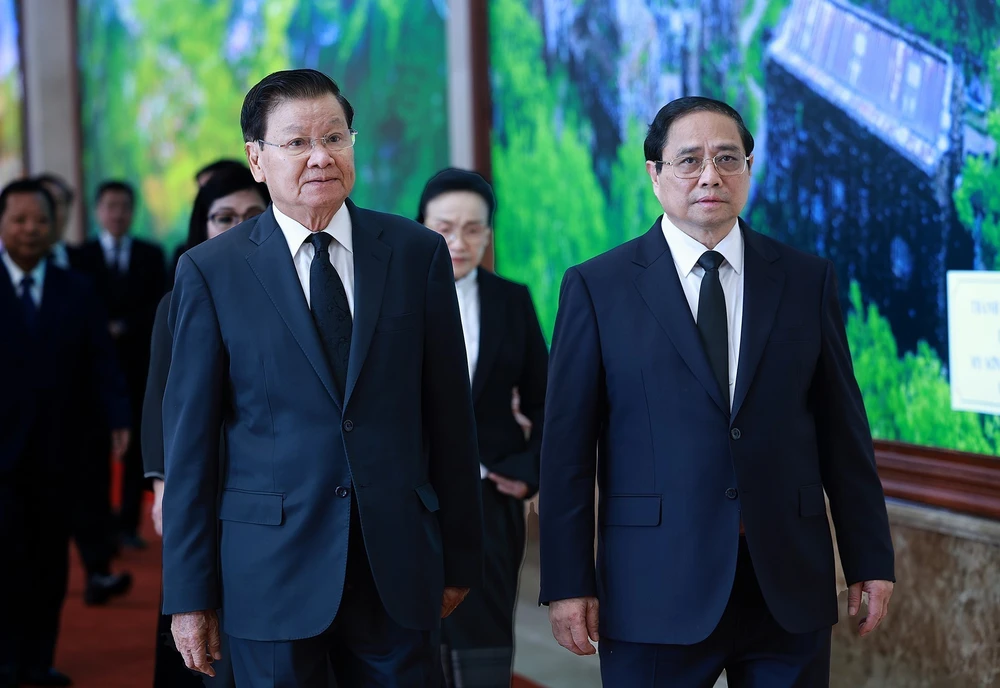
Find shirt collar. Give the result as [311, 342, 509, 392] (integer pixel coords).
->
[274, 203, 353, 256]
[455, 267, 478, 291]
[661, 215, 743, 277]
[99, 230, 131, 250]
[2, 250, 46, 290]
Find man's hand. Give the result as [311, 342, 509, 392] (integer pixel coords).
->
[110, 429, 130, 463]
[487, 472, 530, 499]
[441, 587, 470, 618]
[848, 579, 893, 637]
[511, 387, 532, 440]
[171, 610, 222, 676]
[549, 596, 599, 655]
[151, 479, 165, 537]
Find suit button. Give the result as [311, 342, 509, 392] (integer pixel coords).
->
[725, 488, 738, 499]
[730, 427, 741, 440]
[343, 419, 354, 432]
[336, 486, 350, 498]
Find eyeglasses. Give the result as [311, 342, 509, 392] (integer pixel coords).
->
[257, 130, 358, 158]
[208, 209, 265, 229]
[431, 224, 491, 243]
[654, 153, 750, 179]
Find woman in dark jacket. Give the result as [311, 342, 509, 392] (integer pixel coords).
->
[417, 168, 548, 687]
[142, 166, 267, 687]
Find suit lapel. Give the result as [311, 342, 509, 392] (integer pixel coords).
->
[343, 201, 392, 407]
[471, 270, 504, 403]
[633, 221, 729, 416]
[731, 224, 784, 419]
[245, 208, 343, 410]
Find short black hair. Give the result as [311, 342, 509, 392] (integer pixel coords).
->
[644, 96, 755, 168]
[241, 69, 355, 145]
[195, 159, 247, 184]
[416, 168, 497, 225]
[187, 167, 270, 249]
[0, 179, 56, 223]
[34, 172, 75, 204]
[95, 180, 135, 205]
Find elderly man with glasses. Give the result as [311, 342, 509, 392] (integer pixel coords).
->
[160, 69, 482, 688]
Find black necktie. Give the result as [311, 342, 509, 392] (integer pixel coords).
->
[697, 250, 729, 411]
[308, 232, 352, 395]
[19, 274, 39, 330]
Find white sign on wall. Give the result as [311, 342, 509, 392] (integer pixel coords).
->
[947, 271, 1000, 415]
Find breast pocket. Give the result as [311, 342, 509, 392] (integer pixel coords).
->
[375, 312, 419, 333]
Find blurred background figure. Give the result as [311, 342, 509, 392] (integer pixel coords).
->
[194, 158, 249, 188]
[35, 172, 135, 607]
[417, 168, 548, 688]
[142, 165, 269, 688]
[73, 180, 166, 552]
[0, 179, 130, 688]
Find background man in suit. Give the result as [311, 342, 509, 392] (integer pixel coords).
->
[75, 180, 166, 551]
[33, 172, 135, 606]
[163, 69, 482, 688]
[417, 168, 549, 686]
[538, 96, 895, 687]
[0, 179, 130, 688]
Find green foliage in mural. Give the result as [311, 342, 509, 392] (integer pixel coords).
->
[846, 281, 999, 454]
[77, 0, 448, 249]
[954, 45, 1000, 269]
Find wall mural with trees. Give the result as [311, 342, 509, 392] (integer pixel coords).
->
[77, 0, 450, 250]
[488, 0, 1000, 457]
[0, 0, 24, 187]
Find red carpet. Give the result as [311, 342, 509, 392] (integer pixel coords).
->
[54, 512, 544, 687]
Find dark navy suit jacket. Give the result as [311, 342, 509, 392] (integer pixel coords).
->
[161, 202, 483, 642]
[538, 218, 894, 644]
[0, 260, 129, 476]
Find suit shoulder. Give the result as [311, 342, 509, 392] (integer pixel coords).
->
[573, 235, 643, 280]
[182, 222, 253, 265]
[747, 229, 832, 273]
[357, 206, 441, 248]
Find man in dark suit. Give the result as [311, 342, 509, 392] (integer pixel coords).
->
[35, 172, 135, 606]
[0, 179, 131, 688]
[75, 180, 166, 550]
[539, 97, 896, 687]
[163, 69, 483, 688]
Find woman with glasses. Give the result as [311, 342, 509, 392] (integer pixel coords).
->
[141, 166, 268, 688]
[416, 168, 548, 688]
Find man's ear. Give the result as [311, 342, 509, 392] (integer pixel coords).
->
[245, 142, 266, 183]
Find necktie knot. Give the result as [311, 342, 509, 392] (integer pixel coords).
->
[308, 231, 334, 255]
[698, 250, 725, 272]
[20, 274, 35, 291]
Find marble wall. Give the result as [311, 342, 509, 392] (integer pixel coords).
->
[830, 500, 1000, 688]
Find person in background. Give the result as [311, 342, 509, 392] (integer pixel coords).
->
[168, 160, 256, 285]
[34, 172, 136, 606]
[539, 96, 894, 687]
[417, 168, 548, 688]
[142, 166, 269, 688]
[0, 179, 130, 688]
[74, 180, 166, 551]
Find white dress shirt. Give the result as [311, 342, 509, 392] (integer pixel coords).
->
[273, 204, 355, 316]
[661, 215, 744, 410]
[99, 230, 132, 272]
[455, 269, 480, 383]
[3, 251, 46, 308]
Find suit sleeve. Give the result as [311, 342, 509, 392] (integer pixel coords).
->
[422, 236, 483, 588]
[83, 279, 130, 430]
[141, 293, 172, 479]
[488, 284, 548, 496]
[538, 267, 603, 604]
[813, 261, 895, 585]
[161, 256, 225, 614]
